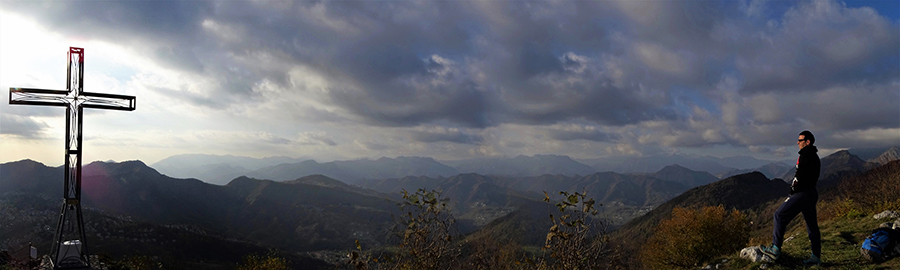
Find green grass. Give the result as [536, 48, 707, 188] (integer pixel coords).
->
[714, 215, 900, 270]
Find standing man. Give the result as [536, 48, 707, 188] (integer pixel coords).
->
[761, 130, 822, 266]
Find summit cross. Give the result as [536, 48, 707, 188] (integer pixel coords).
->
[8, 47, 136, 269]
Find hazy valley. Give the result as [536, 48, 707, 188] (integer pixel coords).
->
[2, 146, 898, 269]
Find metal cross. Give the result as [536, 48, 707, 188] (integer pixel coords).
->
[8, 47, 136, 269]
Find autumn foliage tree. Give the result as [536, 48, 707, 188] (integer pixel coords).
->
[640, 205, 749, 270]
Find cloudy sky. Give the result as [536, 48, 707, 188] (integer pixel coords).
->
[0, 0, 898, 166]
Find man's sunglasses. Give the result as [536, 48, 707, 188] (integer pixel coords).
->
[798, 139, 807, 142]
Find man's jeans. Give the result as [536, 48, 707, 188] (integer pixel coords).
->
[773, 189, 820, 257]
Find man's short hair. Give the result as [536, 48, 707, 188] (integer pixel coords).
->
[799, 130, 815, 145]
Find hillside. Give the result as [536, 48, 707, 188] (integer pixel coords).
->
[0, 159, 60, 196]
[223, 176, 397, 250]
[0, 193, 331, 269]
[611, 157, 900, 269]
[461, 200, 555, 247]
[705, 160, 900, 269]
[610, 172, 789, 264]
[494, 169, 698, 207]
[0, 160, 399, 253]
[650, 164, 719, 187]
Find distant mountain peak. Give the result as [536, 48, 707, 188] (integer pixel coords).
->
[3, 159, 46, 167]
[659, 164, 689, 171]
[823, 149, 864, 163]
[869, 146, 900, 166]
[394, 156, 436, 161]
[84, 160, 162, 178]
[831, 149, 852, 156]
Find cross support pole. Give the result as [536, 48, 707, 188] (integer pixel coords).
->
[8, 47, 136, 269]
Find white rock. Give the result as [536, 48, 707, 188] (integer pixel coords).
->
[759, 263, 769, 269]
[873, 210, 899, 219]
[740, 246, 774, 263]
[894, 219, 900, 230]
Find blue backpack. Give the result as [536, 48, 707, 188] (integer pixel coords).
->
[861, 228, 899, 262]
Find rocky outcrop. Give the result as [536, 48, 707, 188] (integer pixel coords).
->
[874, 210, 900, 220]
[739, 246, 774, 263]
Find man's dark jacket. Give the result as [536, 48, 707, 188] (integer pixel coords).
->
[791, 145, 820, 194]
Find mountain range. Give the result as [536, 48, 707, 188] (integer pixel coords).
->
[444, 148, 898, 250]
[0, 158, 728, 256]
[356, 164, 718, 228]
[3, 146, 897, 268]
[152, 153, 796, 185]
[150, 154, 306, 185]
[577, 154, 782, 175]
[244, 156, 459, 186]
[442, 154, 597, 176]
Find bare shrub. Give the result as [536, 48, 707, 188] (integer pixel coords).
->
[349, 189, 459, 270]
[530, 190, 615, 270]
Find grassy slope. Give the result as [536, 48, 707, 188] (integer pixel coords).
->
[707, 161, 900, 270]
[713, 214, 900, 269]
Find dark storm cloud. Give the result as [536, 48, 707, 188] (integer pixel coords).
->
[4, 0, 897, 151]
[411, 128, 483, 145]
[0, 0, 680, 128]
[0, 0, 279, 104]
[546, 128, 620, 143]
[0, 115, 48, 139]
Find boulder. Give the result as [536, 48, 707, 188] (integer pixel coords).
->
[740, 246, 774, 263]
[894, 219, 900, 230]
[873, 210, 899, 220]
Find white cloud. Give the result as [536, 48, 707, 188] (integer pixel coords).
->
[634, 42, 691, 77]
[832, 127, 900, 146]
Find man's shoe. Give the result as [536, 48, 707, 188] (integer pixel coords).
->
[759, 244, 780, 260]
[802, 253, 821, 266]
